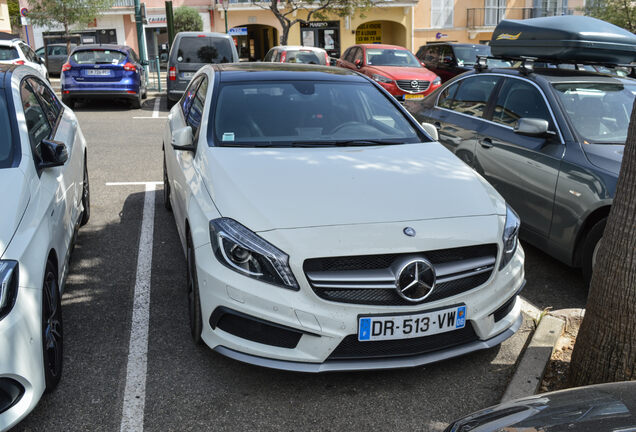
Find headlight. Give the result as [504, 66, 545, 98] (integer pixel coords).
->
[372, 74, 392, 84]
[209, 218, 299, 290]
[0, 261, 19, 320]
[432, 76, 441, 86]
[500, 205, 520, 270]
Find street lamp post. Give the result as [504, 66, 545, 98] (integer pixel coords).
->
[221, 0, 229, 33]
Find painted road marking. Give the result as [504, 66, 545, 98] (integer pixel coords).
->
[114, 182, 156, 432]
[152, 97, 160, 118]
[106, 181, 162, 186]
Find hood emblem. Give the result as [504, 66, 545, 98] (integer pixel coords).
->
[396, 259, 436, 302]
[411, 80, 419, 88]
[403, 227, 416, 237]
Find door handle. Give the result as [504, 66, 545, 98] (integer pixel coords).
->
[434, 122, 441, 130]
[480, 138, 493, 149]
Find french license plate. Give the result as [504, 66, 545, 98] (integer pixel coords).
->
[181, 72, 194, 79]
[358, 305, 466, 342]
[404, 94, 425, 100]
[86, 69, 110, 76]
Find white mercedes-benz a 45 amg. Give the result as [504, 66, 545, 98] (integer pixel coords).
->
[163, 63, 524, 372]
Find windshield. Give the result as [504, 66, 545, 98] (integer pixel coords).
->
[0, 46, 19, 61]
[177, 37, 233, 64]
[212, 81, 422, 147]
[553, 82, 636, 144]
[285, 50, 326, 65]
[71, 49, 127, 64]
[366, 49, 421, 67]
[0, 94, 15, 168]
[453, 45, 510, 68]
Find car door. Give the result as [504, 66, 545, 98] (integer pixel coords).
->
[20, 43, 46, 77]
[20, 77, 79, 279]
[167, 76, 205, 240]
[421, 75, 502, 166]
[474, 77, 564, 241]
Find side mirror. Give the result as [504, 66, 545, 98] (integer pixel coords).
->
[171, 126, 194, 151]
[40, 139, 68, 168]
[514, 118, 551, 137]
[354, 59, 362, 69]
[421, 122, 439, 141]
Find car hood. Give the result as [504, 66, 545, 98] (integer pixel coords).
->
[202, 143, 505, 232]
[365, 66, 437, 81]
[0, 169, 29, 257]
[582, 143, 624, 174]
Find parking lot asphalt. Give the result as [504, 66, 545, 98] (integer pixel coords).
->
[14, 96, 588, 432]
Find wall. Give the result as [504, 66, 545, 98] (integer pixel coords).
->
[0, 0, 11, 33]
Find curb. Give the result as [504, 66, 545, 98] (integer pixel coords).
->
[501, 313, 565, 402]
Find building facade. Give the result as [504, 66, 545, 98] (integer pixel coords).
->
[19, 0, 585, 59]
[0, 0, 11, 33]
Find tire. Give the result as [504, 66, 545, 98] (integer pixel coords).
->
[582, 218, 606, 285]
[186, 233, 203, 344]
[163, 153, 172, 211]
[142, 86, 148, 99]
[167, 98, 176, 109]
[130, 93, 142, 109]
[42, 260, 63, 392]
[62, 97, 75, 109]
[80, 161, 90, 226]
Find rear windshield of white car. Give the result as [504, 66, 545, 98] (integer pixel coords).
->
[553, 82, 636, 144]
[212, 81, 423, 147]
[71, 49, 127, 64]
[0, 95, 15, 168]
[176, 37, 234, 64]
[285, 50, 326, 65]
[0, 46, 19, 61]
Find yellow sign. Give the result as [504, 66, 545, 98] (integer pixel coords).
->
[356, 23, 382, 44]
[496, 32, 522, 41]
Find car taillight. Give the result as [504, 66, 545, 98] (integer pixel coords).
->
[62, 63, 71, 72]
[324, 52, 329, 66]
[123, 62, 136, 72]
[280, 52, 286, 62]
[169, 66, 176, 81]
[13, 60, 25, 65]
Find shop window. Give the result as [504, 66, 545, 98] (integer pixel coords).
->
[431, 0, 454, 29]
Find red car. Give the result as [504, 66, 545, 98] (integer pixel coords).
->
[336, 44, 441, 101]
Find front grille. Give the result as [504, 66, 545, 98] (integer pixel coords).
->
[328, 324, 479, 360]
[304, 244, 497, 306]
[396, 79, 430, 93]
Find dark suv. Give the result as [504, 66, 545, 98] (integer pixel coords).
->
[406, 63, 634, 283]
[415, 43, 510, 83]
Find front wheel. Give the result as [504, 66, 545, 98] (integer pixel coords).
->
[163, 153, 172, 211]
[582, 218, 606, 285]
[80, 161, 90, 226]
[186, 234, 202, 344]
[42, 260, 63, 392]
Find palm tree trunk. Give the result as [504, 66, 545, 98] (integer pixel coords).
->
[568, 100, 636, 386]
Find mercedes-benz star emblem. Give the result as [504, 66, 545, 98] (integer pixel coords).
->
[396, 259, 436, 302]
[403, 227, 416, 237]
[411, 80, 419, 88]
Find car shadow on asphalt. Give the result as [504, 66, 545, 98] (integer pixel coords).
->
[70, 97, 160, 113]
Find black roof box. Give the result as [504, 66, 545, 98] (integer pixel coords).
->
[490, 16, 636, 65]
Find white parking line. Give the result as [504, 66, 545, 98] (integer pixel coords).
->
[118, 182, 156, 432]
[106, 181, 162, 186]
[152, 97, 160, 118]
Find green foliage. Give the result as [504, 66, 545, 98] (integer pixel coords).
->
[174, 6, 203, 33]
[584, 0, 636, 33]
[7, 0, 21, 33]
[27, 0, 115, 33]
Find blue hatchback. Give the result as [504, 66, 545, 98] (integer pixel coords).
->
[61, 44, 147, 109]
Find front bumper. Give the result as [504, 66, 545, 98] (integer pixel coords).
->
[194, 217, 525, 372]
[0, 286, 44, 431]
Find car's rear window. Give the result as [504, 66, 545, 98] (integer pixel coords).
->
[71, 49, 127, 64]
[285, 50, 326, 65]
[0, 94, 15, 168]
[0, 46, 19, 61]
[212, 81, 421, 147]
[176, 37, 233, 64]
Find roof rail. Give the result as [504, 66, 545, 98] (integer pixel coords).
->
[475, 54, 633, 72]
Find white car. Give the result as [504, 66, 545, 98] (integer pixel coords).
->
[163, 63, 525, 372]
[0, 64, 89, 429]
[263, 45, 331, 65]
[0, 38, 49, 80]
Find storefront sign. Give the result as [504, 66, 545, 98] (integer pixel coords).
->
[229, 27, 248, 36]
[435, 32, 448, 39]
[301, 21, 339, 29]
[147, 15, 167, 25]
[356, 23, 382, 44]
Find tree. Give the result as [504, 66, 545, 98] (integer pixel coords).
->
[256, 0, 376, 45]
[174, 6, 203, 34]
[568, 100, 636, 386]
[7, 0, 20, 34]
[27, 0, 114, 53]
[584, 0, 635, 33]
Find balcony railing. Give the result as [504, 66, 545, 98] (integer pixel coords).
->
[112, 0, 135, 7]
[467, 7, 575, 29]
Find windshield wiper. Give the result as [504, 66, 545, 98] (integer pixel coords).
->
[291, 139, 402, 147]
